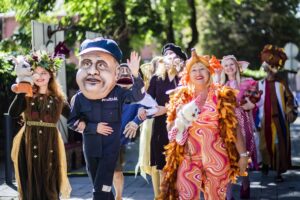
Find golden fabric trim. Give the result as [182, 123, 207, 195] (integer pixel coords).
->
[135, 119, 154, 179]
[11, 126, 25, 199]
[57, 130, 72, 199]
[26, 121, 56, 127]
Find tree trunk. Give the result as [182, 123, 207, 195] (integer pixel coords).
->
[186, 0, 198, 53]
[165, 0, 175, 43]
[112, 0, 131, 62]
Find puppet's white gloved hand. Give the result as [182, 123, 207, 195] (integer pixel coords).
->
[124, 121, 138, 139]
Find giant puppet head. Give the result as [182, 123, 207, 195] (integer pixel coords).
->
[260, 44, 287, 74]
[76, 38, 123, 99]
[117, 63, 133, 87]
[162, 43, 187, 73]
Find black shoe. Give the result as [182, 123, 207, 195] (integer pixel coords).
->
[240, 183, 250, 199]
[261, 164, 269, 175]
[275, 175, 284, 182]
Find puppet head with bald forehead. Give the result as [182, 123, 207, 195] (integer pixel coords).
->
[117, 63, 133, 88]
[76, 37, 123, 99]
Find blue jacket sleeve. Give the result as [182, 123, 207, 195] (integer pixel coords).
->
[68, 94, 97, 135]
[67, 94, 81, 131]
[84, 122, 98, 135]
[133, 115, 143, 125]
[132, 104, 153, 125]
[121, 75, 145, 104]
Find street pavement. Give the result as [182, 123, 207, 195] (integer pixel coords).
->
[1, 114, 300, 200]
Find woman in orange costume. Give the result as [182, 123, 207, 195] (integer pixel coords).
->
[159, 50, 248, 200]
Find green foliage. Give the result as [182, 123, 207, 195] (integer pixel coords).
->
[0, 0, 12, 13]
[61, 0, 166, 58]
[10, 0, 57, 23]
[198, 0, 300, 68]
[0, 25, 32, 54]
[242, 68, 267, 80]
[27, 50, 63, 72]
[6, 0, 197, 58]
[0, 53, 15, 76]
[2, 0, 300, 66]
[0, 52, 16, 92]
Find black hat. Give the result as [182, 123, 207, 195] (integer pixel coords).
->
[79, 37, 123, 63]
[120, 63, 129, 68]
[162, 43, 187, 61]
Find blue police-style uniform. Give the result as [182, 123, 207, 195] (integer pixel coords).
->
[68, 77, 144, 200]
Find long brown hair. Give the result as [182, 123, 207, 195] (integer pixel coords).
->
[33, 70, 66, 101]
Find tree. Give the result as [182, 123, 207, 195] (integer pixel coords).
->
[6, 0, 201, 58]
[198, 0, 300, 68]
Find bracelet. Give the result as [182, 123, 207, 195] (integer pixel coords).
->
[240, 151, 249, 157]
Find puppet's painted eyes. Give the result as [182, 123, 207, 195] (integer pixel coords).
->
[96, 61, 108, 70]
[81, 60, 93, 69]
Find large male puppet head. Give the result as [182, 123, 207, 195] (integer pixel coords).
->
[77, 38, 122, 99]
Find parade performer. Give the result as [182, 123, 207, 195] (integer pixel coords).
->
[221, 55, 261, 199]
[159, 49, 248, 200]
[138, 43, 187, 198]
[257, 44, 298, 182]
[68, 38, 145, 200]
[9, 51, 71, 200]
[113, 62, 158, 200]
[134, 57, 162, 188]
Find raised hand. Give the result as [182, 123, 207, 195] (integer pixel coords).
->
[127, 51, 141, 78]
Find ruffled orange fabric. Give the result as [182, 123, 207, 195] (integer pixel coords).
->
[157, 87, 193, 200]
[157, 141, 184, 200]
[217, 85, 242, 182]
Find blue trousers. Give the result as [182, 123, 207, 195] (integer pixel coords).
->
[85, 154, 119, 200]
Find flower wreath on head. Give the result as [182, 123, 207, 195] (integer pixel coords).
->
[26, 50, 63, 73]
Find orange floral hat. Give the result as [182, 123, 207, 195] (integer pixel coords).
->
[181, 49, 222, 85]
